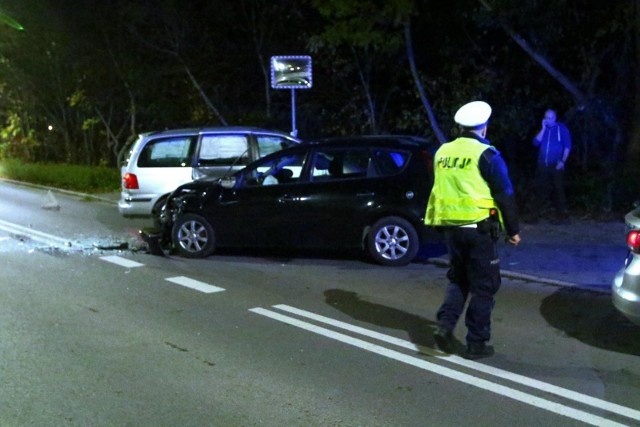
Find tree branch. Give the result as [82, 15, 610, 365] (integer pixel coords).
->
[478, 0, 587, 105]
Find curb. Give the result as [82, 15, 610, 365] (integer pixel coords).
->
[424, 257, 609, 294]
[0, 177, 118, 205]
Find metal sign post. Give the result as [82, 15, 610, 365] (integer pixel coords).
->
[291, 89, 297, 137]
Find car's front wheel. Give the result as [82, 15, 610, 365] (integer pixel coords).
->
[172, 213, 216, 258]
[367, 216, 419, 266]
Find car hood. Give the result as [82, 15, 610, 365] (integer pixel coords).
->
[172, 178, 223, 197]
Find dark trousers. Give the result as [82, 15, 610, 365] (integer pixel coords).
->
[437, 226, 501, 344]
[534, 165, 567, 214]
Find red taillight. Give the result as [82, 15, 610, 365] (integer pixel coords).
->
[123, 173, 139, 190]
[627, 230, 640, 252]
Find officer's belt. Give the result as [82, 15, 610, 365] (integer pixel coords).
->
[454, 217, 494, 229]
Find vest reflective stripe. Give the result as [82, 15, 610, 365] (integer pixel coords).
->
[424, 137, 498, 226]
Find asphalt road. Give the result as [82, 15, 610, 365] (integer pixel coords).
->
[1, 181, 639, 426]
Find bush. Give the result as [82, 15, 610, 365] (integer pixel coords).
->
[565, 170, 639, 218]
[0, 159, 120, 193]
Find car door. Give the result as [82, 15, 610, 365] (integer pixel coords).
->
[290, 147, 381, 248]
[212, 150, 309, 247]
[192, 133, 251, 181]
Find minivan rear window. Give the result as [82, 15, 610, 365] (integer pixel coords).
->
[137, 136, 194, 167]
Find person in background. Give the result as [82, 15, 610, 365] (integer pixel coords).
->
[425, 101, 520, 360]
[532, 109, 572, 223]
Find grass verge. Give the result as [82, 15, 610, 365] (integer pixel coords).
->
[0, 159, 120, 194]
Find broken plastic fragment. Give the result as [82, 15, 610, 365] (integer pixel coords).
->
[94, 242, 129, 250]
[41, 190, 61, 211]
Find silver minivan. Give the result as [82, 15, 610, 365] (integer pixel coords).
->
[118, 127, 300, 218]
[612, 205, 640, 325]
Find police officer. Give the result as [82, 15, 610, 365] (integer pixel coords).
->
[425, 101, 521, 359]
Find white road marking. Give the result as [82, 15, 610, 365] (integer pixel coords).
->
[100, 255, 145, 268]
[165, 276, 225, 294]
[0, 219, 71, 248]
[250, 306, 633, 427]
[272, 304, 640, 422]
[97, 258, 224, 294]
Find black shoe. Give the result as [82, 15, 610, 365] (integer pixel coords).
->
[464, 342, 494, 360]
[433, 326, 454, 353]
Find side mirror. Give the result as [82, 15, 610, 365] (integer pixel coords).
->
[220, 176, 236, 189]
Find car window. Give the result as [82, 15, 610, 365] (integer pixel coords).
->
[372, 149, 411, 176]
[256, 135, 296, 157]
[137, 136, 194, 168]
[198, 135, 250, 166]
[311, 148, 370, 181]
[242, 152, 306, 187]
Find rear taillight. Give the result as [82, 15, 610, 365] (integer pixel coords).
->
[123, 173, 139, 190]
[627, 230, 640, 252]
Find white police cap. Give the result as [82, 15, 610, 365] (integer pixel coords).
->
[454, 101, 492, 129]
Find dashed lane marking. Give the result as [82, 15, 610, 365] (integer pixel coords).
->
[98, 257, 224, 294]
[165, 276, 225, 294]
[100, 255, 145, 268]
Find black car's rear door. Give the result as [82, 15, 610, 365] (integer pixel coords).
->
[290, 148, 381, 249]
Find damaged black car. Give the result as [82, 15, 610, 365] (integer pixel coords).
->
[147, 136, 436, 266]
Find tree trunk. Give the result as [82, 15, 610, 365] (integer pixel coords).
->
[258, 51, 271, 119]
[182, 61, 228, 126]
[404, 22, 448, 144]
[351, 47, 378, 134]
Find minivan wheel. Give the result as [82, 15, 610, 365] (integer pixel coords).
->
[172, 213, 216, 258]
[367, 216, 419, 266]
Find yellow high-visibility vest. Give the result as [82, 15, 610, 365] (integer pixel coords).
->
[425, 137, 498, 226]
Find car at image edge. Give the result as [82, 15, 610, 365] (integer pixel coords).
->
[612, 205, 640, 325]
[151, 135, 437, 266]
[118, 126, 301, 220]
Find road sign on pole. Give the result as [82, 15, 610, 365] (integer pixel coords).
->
[270, 56, 312, 137]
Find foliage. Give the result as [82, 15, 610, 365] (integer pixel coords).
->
[0, 0, 636, 211]
[0, 159, 120, 193]
[0, 112, 38, 161]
